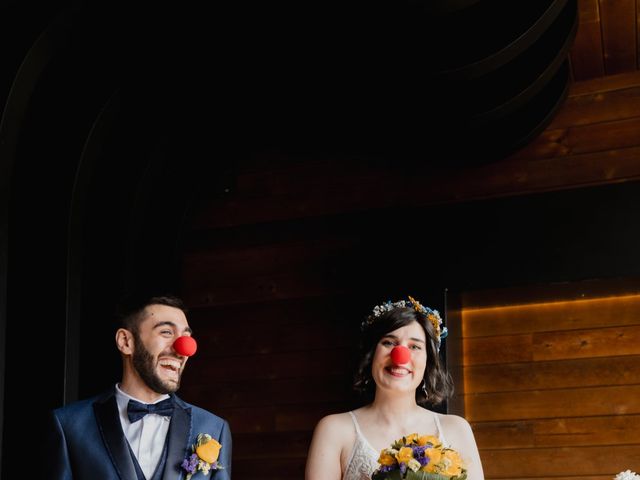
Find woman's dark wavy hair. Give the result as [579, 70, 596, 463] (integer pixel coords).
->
[353, 306, 453, 406]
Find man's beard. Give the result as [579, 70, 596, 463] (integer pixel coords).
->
[132, 332, 181, 394]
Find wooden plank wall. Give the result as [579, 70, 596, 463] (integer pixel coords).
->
[461, 283, 640, 479]
[571, 0, 638, 80]
[178, 271, 363, 478]
[176, 71, 640, 479]
[505, 71, 640, 191]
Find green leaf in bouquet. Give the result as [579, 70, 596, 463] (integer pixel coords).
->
[372, 470, 467, 480]
[372, 470, 404, 480]
[407, 471, 456, 480]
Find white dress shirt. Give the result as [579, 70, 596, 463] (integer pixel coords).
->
[115, 384, 171, 479]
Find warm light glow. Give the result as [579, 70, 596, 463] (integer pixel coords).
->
[463, 293, 640, 314]
[461, 293, 640, 338]
[459, 292, 640, 419]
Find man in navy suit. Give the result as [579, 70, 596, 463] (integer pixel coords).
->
[46, 294, 232, 479]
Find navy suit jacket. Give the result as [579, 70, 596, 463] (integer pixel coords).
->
[46, 388, 232, 480]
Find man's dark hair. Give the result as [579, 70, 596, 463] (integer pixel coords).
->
[116, 293, 186, 334]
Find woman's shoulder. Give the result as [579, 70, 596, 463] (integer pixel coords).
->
[433, 411, 475, 441]
[310, 411, 358, 449]
[435, 411, 471, 426]
[314, 411, 356, 432]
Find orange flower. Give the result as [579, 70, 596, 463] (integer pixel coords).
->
[427, 313, 440, 334]
[395, 447, 414, 464]
[421, 447, 442, 473]
[441, 449, 464, 476]
[417, 435, 440, 447]
[378, 450, 397, 466]
[196, 438, 222, 464]
[404, 433, 419, 444]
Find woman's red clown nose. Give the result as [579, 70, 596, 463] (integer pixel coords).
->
[173, 336, 197, 357]
[390, 345, 410, 365]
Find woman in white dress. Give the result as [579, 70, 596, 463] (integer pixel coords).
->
[305, 296, 484, 480]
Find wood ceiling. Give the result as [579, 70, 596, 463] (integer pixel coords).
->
[1, 0, 637, 171]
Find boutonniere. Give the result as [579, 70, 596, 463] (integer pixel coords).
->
[181, 433, 223, 479]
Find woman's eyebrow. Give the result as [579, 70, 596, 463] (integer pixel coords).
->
[381, 334, 425, 344]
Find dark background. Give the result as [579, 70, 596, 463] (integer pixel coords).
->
[2, 0, 638, 478]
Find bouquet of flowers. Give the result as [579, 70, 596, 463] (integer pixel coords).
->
[615, 471, 640, 480]
[371, 434, 467, 480]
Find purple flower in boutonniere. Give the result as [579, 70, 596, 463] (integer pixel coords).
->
[181, 433, 223, 479]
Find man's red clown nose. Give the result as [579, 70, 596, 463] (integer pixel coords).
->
[390, 345, 411, 365]
[173, 336, 197, 357]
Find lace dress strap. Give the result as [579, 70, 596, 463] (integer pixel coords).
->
[433, 413, 449, 447]
[343, 412, 380, 480]
[348, 412, 365, 439]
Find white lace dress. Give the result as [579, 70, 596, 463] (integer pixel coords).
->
[342, 411, 449, 480]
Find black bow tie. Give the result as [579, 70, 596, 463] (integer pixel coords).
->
[127, 397, 174, 423]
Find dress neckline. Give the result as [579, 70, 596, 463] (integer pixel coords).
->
[348, 409, 445, 452]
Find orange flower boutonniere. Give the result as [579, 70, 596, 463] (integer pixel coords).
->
[181, 433, 224, 479]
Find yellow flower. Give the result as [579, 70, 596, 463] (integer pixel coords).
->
[441, 449, 464, 476]
[427, 313, 440, 334]
[408, 296, 422, 311]
[417, 435, 440, 447]
[378, 449, 397, 466]
[421, 447, 442, 473]
[196, 438, 222, 464]
[404, 433, 419, 444]
[395, 447, 414, 464]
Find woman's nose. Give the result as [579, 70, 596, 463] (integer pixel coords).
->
[390, 345, 411, 365]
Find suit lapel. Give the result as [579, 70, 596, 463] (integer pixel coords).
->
[162, 398, 192, 480]
[94, 394, 138, 480]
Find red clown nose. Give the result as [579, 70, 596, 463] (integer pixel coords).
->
[390, 345, 411, 365]
[173, 336, 197, 357]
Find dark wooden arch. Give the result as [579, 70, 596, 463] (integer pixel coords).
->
[0, 9, 75, 473]
[0, 5, 227, 475]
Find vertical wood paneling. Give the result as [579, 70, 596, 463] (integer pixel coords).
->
[571, 0, 605, 79]
[462, 283, 640, 479]
[637, 0, 640, 67]
[570, 0, 640, 81]
[599, 0, 637, 73]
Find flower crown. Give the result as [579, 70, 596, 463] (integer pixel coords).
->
[363, 295, 448, 350]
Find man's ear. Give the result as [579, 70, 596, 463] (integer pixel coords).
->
[116, 328, 135, 355]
